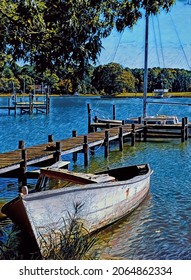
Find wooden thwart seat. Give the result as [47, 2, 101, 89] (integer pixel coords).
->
[40, 167, 115, 185]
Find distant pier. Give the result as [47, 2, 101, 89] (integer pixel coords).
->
[0, 93, 50, 115]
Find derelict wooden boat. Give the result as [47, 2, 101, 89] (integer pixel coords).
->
[2, 163, 152, 255]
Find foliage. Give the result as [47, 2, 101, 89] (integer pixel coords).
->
[0, 62, 191, 94]
[132, 67, 191, 93]
[0, 0, 175, 91]
[92, 63, 136, 94]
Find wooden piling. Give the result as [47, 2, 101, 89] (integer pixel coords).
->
[143, 121, 147, 142]
[53, 141, 62, 162]
[90, 146, 95, 156]
[185, 117, 188, 140]
[19, 149, 27, 186]
[181, 117, 186, 142]
[46, 91, 50, 114]
[8, 98, 11, 116]
[131, 123, 136, 146]
[138, 117, 142, 140]
[93, 116, 98, 132]
[104, 130, 109, 158]
[113, 105, 116, 120]
[48, 134, 54, 142]
[18, 140, 25, 149]
[119, 126, 123, 151]
[29, 93, 33, 114]
[72, 130, 78, 162]
[83, 135, 89, 166]
[87, 104, 92, 133]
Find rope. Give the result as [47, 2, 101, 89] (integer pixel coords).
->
[89, 141, 105, 153]
[91, 109, 112, 120]
[112, 30, 124, 62]
[169, 13, 191, 70]
[156, 14, 165, 68]
[151, 15, 160, 67]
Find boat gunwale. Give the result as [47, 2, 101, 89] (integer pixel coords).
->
[22, 165, 152, 202]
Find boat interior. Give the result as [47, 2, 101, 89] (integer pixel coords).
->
[96, 164, 149, 181]
[35, 164, 149, 191]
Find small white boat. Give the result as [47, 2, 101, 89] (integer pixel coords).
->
[125, 115, 181, 125]
[94, 115, 181, 125]
[2, 163, 152, 255]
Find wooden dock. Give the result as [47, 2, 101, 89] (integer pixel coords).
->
[0, 94, 50, 115]
[0, 120, 189, 185]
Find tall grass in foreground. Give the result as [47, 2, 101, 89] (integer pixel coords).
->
[0, 204, 98, 260]
[0, 227, 23, 259]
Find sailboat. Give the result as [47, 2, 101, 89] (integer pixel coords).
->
[94, 11, 190, 127]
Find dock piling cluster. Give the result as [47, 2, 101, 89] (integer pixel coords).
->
[0, 93, 50, 115]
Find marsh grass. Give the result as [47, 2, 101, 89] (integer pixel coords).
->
[40, 220, 98, 260]
[0, 227, 24, 260]
[40, 203, 98, 260]
[0, 203, 98, 260]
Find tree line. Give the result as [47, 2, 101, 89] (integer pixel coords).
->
[0, 0, 176, 94]
[0, 62, 190, 94]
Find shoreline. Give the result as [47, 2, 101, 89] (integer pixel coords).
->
[0, 92, 191, 98]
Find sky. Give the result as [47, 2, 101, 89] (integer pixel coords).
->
[97, 0, 191, 70]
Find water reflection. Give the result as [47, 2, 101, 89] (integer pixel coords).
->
[1, 97, 191, 259]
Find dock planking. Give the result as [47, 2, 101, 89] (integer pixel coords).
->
[0, 124, 138, 176]
[0, 121, 189, 182]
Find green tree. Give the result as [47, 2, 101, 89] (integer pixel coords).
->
[116, 68, 136, 93]
[172, 69, 191, 92]
[131, 68, 144, 92]
[0, 0, 175, 92]
[92, 63, 135, 94]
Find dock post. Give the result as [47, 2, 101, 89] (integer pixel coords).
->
[138, 117, 142, 141]
[83, 135, 89, 166]
[131, 124, 136, 146]
[46, 91, 50, 114]
[14, 95, 17, 116]
[119, 126, 123, 151]
[143, 121, 147, 142]
[18, 140, 25, 149]
[94, 116, 98, 132]
[185, 117, 188, 140]
[72, 130, 78, 163]
[54, 141, 62, 162]
[19, 149, 27, 186]
[113, 105, 116, 120]
[8, 98, 11, 115]
[29, 93, 33, 114]
[87, 104, 92, 133]
[48, 134, 54, 142]
[104, 130, 109, 158]
[90, 146, 95, 156]
[181, 118, 186, 142]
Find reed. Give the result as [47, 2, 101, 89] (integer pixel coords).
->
[0, 227, 23, 260]
[40, 203, 98, 260]
[0, 204, 98, 260]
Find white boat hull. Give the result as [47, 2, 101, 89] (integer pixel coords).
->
[24, 174, 150, 238]
[2, 164, 152, 256]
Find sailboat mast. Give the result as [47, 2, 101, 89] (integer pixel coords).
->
[143, 13, 149, 118]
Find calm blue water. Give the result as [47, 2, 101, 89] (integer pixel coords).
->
[0, 96, 191, 260]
